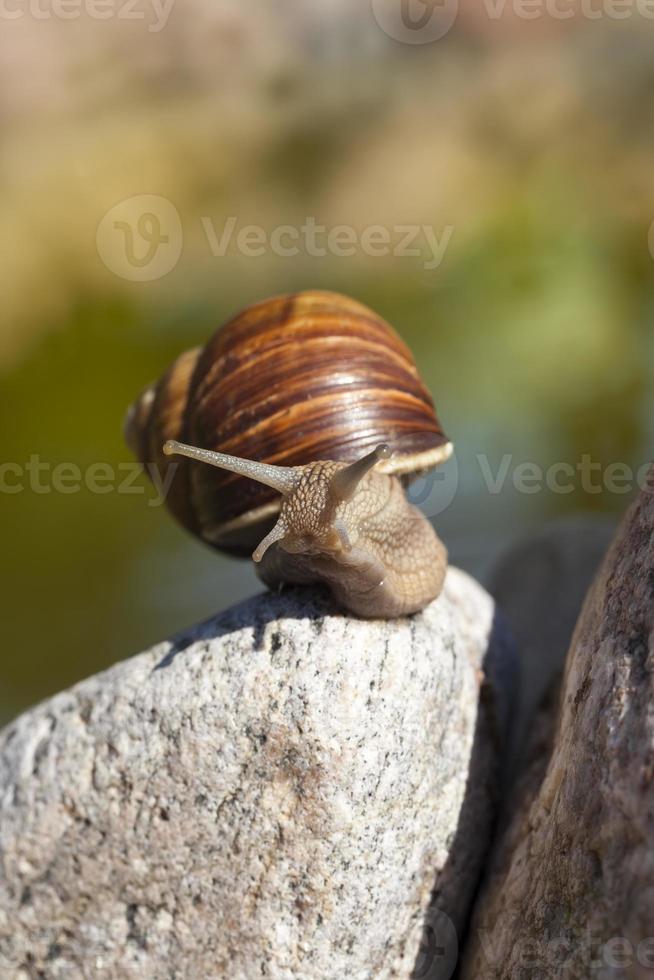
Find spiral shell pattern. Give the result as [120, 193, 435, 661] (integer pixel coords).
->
[126, 291, 450, 555]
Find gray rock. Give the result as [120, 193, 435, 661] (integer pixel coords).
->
[487, 515, 615, 774]
[461, 481, 654, 979]
[0, 568, 513, 980]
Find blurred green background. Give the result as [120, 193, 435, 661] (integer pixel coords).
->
[2, 1, 654, 722]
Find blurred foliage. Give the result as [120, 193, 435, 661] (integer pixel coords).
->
[1, 3, 654, 721]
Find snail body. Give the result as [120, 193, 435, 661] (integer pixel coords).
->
[126, 291, 452, 618]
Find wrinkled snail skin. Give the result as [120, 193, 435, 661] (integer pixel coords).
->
[126, 290, 452, 618]
[257, 469, 448, 618]
[162, 440, 448, 619]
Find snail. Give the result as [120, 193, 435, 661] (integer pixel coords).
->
[125, 290, 452, 618]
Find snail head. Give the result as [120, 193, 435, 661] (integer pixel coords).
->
[162, 440, 392, 563]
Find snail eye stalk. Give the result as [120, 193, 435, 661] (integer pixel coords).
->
[162, 440, 300, 496]
[329, 444, 391, 504]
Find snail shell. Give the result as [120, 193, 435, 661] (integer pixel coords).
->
[125, 290, 451, 556]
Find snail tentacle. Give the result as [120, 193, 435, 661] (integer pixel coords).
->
[252, 520, 288, 563]
[162, 440, 300, 495]
[329, 444, 391, 504]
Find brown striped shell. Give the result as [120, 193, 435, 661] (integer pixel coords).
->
[125, 290, 451, 556]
